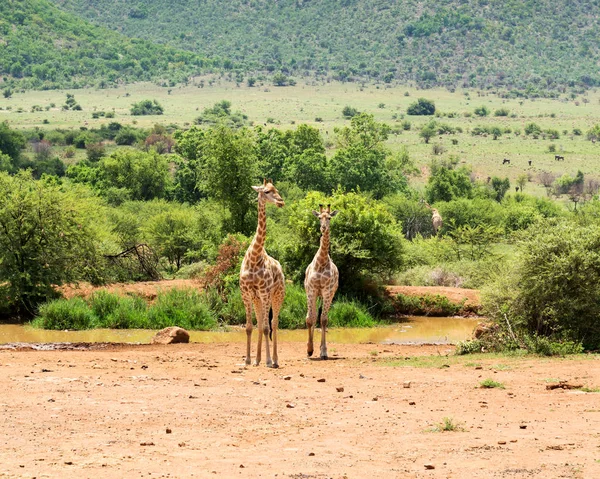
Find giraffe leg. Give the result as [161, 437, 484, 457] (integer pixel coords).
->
[306, 292, 318, 357]
[270, 287, 284, 369]
[262, 303, 273, 368]
[253, 299, 263, 367]
[320, 295, 333, 360]
[242, 291, 254, 366]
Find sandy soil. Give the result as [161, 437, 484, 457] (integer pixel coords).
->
[1, 342, 599, 479]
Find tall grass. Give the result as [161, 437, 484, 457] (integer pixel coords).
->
[32, 285, 377, 330]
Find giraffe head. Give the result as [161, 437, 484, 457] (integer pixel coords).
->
[252, 179, 284, 208]
[312, 204, 338, 233]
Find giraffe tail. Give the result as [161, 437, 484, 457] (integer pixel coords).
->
[269, 307, 273, 340]
[318, 304, 322, 326]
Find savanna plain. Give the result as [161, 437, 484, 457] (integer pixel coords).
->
[2, 80, 600, 478]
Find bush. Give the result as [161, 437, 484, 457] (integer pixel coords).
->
[494, 108, 510, 117]
[392, 294, 462, 316]
[342, 106, 359, 118]
[130, 99, 164, 116]
[407, 98, 435, 115]
[482, 221, 600, 350]
[474, 105, 490, 117]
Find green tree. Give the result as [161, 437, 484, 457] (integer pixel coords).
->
[100, 150, 172, 201]
[146, 209, 197, 271]
[284, 190, 404, 296]
[426, 161, 473, 203]
[0, 171, 102, 313]
[0, 121, 26, 166]
[329, 113, 403, 198]
[407, 98, 436, 115]
[419, 121, 437, 143]
[490, 176, 510, 202]
[342, 106, 359, 118]
[201, 125, 259, 234]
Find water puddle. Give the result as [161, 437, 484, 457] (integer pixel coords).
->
[0, 316, 478, 346]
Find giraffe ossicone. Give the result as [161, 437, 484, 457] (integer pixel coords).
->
[239, 180, 285, 368]
[304, 203, 339, 360]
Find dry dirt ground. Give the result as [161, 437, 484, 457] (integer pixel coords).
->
[1, 342, 599, 479]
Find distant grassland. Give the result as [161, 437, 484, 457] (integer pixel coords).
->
[2, 79, 600, 194]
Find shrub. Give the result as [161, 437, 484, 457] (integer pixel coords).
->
[480, 379, 505, 389]
[130, 99, 164, 116]
[392, 294, 462, 316]
[482, 221, 600, 350]
[342, 106, 359, 118]
[474, 105, 490, 117]
[494, 108, 509, 117]
[407, 98, 435, 115]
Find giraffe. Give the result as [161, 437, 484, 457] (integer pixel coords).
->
[239, 179, 286, 368]
[424, 201, 443, 236]
[304, 204, 339, 360]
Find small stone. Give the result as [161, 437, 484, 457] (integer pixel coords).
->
[475, 366, 483, 370]
[372, 397, 378, 402]
[283, 375, 292, 380]
[510, 439, 517, 443]
[424, 464, 435, 470]
[286, 403, 295, 408]
[409, 401, 416, 405]
[336, 387, 344, 392]
[403, 381, 411, 388]
[140, 442, 155, 446]
[308, 452, 315, 456]
[166, 428, 172, 434]
[47, 398, 55, 403]
[178, 442, 186, 447]
[64, 461, 73, 465]
[520, 425, 527, 429]
[317, 378, 326, 383]
[498, 441, 506, 445]
[239, 464, 245, 468]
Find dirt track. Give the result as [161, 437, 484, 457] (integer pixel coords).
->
[1, 342, 599, 478]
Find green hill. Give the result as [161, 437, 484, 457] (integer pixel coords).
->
[50, 0, 600, 92]
[0, 0, 211, 90]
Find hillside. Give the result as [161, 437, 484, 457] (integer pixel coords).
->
[51, 0, 600, 92]
[0, 0, 211, 89]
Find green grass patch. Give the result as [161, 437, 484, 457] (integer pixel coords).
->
[429, 417, 465, 432]
[393, 293, 463, 316]
[479, 378, 505, 389]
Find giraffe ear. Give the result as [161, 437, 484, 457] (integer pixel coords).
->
[312, 210, 320, 217]
[330, 210, 339, 217]
[263, 178, 267, 186]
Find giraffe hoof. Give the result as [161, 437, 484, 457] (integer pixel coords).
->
[253, 361, 260, 367]
[320, 355, 328, 360]
[307, 350, 313, 357]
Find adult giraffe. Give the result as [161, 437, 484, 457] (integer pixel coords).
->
[239, 179, 285, 368]
[305, 204, 339, 360]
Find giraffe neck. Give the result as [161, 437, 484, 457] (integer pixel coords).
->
[248, 198, 267, 265]
[314, 229, 331, 267]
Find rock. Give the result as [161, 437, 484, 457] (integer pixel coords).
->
[152, 327, 190, 345]
[519, 425, 527, 429]
[498, 440, 506, 445]
[317, 378, 326, 383]
[336, 387, 344, 392]
[166, 428, 172, 434]
[403, 381, 411, 388]
[424, 464, 435, 470]
[409, 401, 416, 405]
[286, 403, 295, 408]
[283, 375, 292, 380]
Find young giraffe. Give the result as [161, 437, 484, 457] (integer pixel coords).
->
[424, 201, 443, 236]
[305, 204, 339, 360]
[239, 179, 285, 368]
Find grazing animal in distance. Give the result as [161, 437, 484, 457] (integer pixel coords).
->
[528, 160, 532, 166]
[239, 179, 285, 368]
[555, 155, 565, 161]
[424, 201, 443, 236]
[304, 204, 339, 360]
[502, 158, 510, 164]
